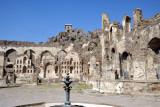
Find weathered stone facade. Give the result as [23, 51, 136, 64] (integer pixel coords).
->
[0, 8, 160, 94]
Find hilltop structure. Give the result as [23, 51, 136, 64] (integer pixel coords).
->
[0, 8, 160, 94]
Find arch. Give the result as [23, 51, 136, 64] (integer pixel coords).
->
[65, 51, 80, 62]
[44, 62, 50, 78]
[55, 66, 58, 73]
[58, 50, 67, 54]
[124, 16, 131, 33]
[24, 49, 36, 64]
[17, 60, 19, 64]
[110, 26, 113, 32]
[110, 27, 113, 41]
[24, 49, 35, 54]
[70, 66, 73, 74]
[70, 58, 73, 65]
[40, 50, 54, 63]
[23, 57, 27, 64]
[122, 51, 129, 60]
[5, 49, 17, 62]
[44, 62, 54, 78]
[126, 16, 131, 22]
[57, 50, 67, 62]
[41, 50, 53, 57]
[111, 48, 115, 53]
[102, 13, 110, 30]
[23, 66, 27, 73]
[115, 70, 119, 79]
[148, 37, 160, 54]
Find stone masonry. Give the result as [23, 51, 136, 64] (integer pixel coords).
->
[0, 8, 160, 94]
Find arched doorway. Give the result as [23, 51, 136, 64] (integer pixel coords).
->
[6, 49, 17, 62]
[125, 16, 131, 33]
[111, 48, 115, 53]
[70, 58, 73, 65]
[55, 66, 58, 73]
[70, 66, 73, 74]
[148, 37, 160, 54]
[23, 57, 27, 64]
[119, 51, 129, 77]
[57, 50, 67, 62]
[24, 49, 36, 64]
[110, 27, 113, 42]
[23, 66, 26, 73]
[122, 51, 129, 60]
[44, 62, 53, 78]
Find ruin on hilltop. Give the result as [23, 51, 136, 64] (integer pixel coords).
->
[0, 8, 160, 94]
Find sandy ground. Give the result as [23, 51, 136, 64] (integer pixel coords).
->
[0, 85, 160, 107]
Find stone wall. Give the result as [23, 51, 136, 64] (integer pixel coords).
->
[0, 8, 160, 94]
[91, 80, 160, 94]
[0, 52, 4, 79]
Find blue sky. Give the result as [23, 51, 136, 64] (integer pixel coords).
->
[0, 0, 160, 43]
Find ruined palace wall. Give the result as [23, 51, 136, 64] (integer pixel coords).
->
[0, 46, 61, 59]
[139, 22, 160, 48]
[61, 51, 82, 79]
[132, 22, 160, 81]
[100, 10, 160, 84]
[91, 80, 160, 94]
[0, 52, 4, 79]
[0, 46, 61, 79]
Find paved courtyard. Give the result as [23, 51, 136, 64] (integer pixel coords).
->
[0, 84, 160, 107]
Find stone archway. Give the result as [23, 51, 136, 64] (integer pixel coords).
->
[122, 51, 129, 60]
[57, 50, 67, 62]
[23, 57, 27, 64]
[44, 63, 50, 78]
[70, 66, 73, 74]
[55, 66, 58, 74]
[24, 49, 36, 64]
[23, 66, 26, 73]
[44, 62, 54, 78]
[6, 49, 17, 62]
[119, 51, 130, 78]
[148, 37, 160, 54]
[70, 58, 73, 65]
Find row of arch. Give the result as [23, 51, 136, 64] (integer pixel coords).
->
[15, 66, 34, 74]
[4, 37, 160, 58]
[16, 57, 30, 64]
[5, 49, 68, 63]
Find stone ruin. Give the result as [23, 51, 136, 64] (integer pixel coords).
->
[0, 8, 160, 94]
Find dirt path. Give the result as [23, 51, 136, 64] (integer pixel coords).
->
[0, 85, 160, 107]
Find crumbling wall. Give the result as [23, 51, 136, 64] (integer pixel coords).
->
[0, 52, 4, 79]
[133, 8, 143, 30]
[14, 55, 35, 83]
[101, 8, 160, 81]
[0, 8, 160, 94]
[122, 15, 131, 38]
[102, 13, 110, 31]
[92, 80, 160, 95]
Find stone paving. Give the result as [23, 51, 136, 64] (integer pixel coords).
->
[0, 85, 160, 107]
